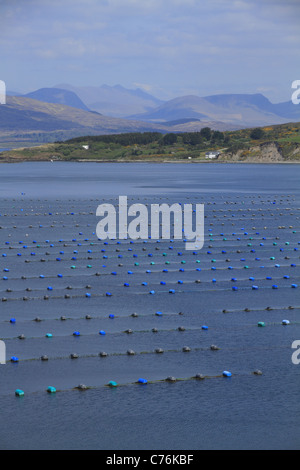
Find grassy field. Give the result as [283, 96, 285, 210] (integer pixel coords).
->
[1, 121, 300, 163]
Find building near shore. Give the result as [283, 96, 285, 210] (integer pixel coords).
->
[205, 151, 220, 159]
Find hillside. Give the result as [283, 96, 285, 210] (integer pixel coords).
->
[0, 96, 170, 145]
[1, 121, 299, 163]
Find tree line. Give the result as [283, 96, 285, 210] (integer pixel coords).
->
[66, 128, 229, 147]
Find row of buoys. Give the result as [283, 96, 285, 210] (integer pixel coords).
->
[4, 316, 293, 342]
[1, 240, 299, 255]
[15, 370, 244, 396]
[8, 345, 223, 363]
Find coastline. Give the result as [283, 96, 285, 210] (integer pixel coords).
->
[0, 158, 299, 164]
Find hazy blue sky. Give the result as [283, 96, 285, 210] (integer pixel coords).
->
[0, 0, 299, 102]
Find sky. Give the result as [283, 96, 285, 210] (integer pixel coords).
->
[0, 0, 299, 102]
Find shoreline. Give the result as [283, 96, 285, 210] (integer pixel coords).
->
[0, 158, 299, 164]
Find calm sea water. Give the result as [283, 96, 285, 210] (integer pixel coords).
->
[0, 162, 299, 450]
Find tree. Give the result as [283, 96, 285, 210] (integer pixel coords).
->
[212, 130, 224, 142]
[162, 133, 178, 145]
[200, 127, 212, 140]
[250, 128, 265, 140]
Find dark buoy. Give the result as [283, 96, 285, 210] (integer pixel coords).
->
[76, 384, 88, 391]
[155, 348, 164, 354]
[166, 376, 177, 382]
[194, 374, 205, 380]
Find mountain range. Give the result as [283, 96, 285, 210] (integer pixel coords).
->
[54, 83, 164, 118]
[1, 84, 300, 146]
[127, 93, 300, 127]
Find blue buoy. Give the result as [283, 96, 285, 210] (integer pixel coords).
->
[223, 371, 232, 378]
[138, 378, 147, 384]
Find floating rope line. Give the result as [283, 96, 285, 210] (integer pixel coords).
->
[3, 370, 269, 398]
[5, 341, 293, 365]
[1, 319, 299, 342]
[0, 304, 298, 326]
[1, 281, 298, 302]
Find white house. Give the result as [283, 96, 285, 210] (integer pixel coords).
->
[205, 151, 220, 160]
[82, 145, 89, 150]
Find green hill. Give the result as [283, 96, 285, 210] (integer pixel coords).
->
[1, 122, 299, 163]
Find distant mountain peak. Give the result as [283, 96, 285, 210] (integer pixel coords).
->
[24, 87, 91, 112]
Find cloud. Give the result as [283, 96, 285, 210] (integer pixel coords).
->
[0, 0, 299, 101]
